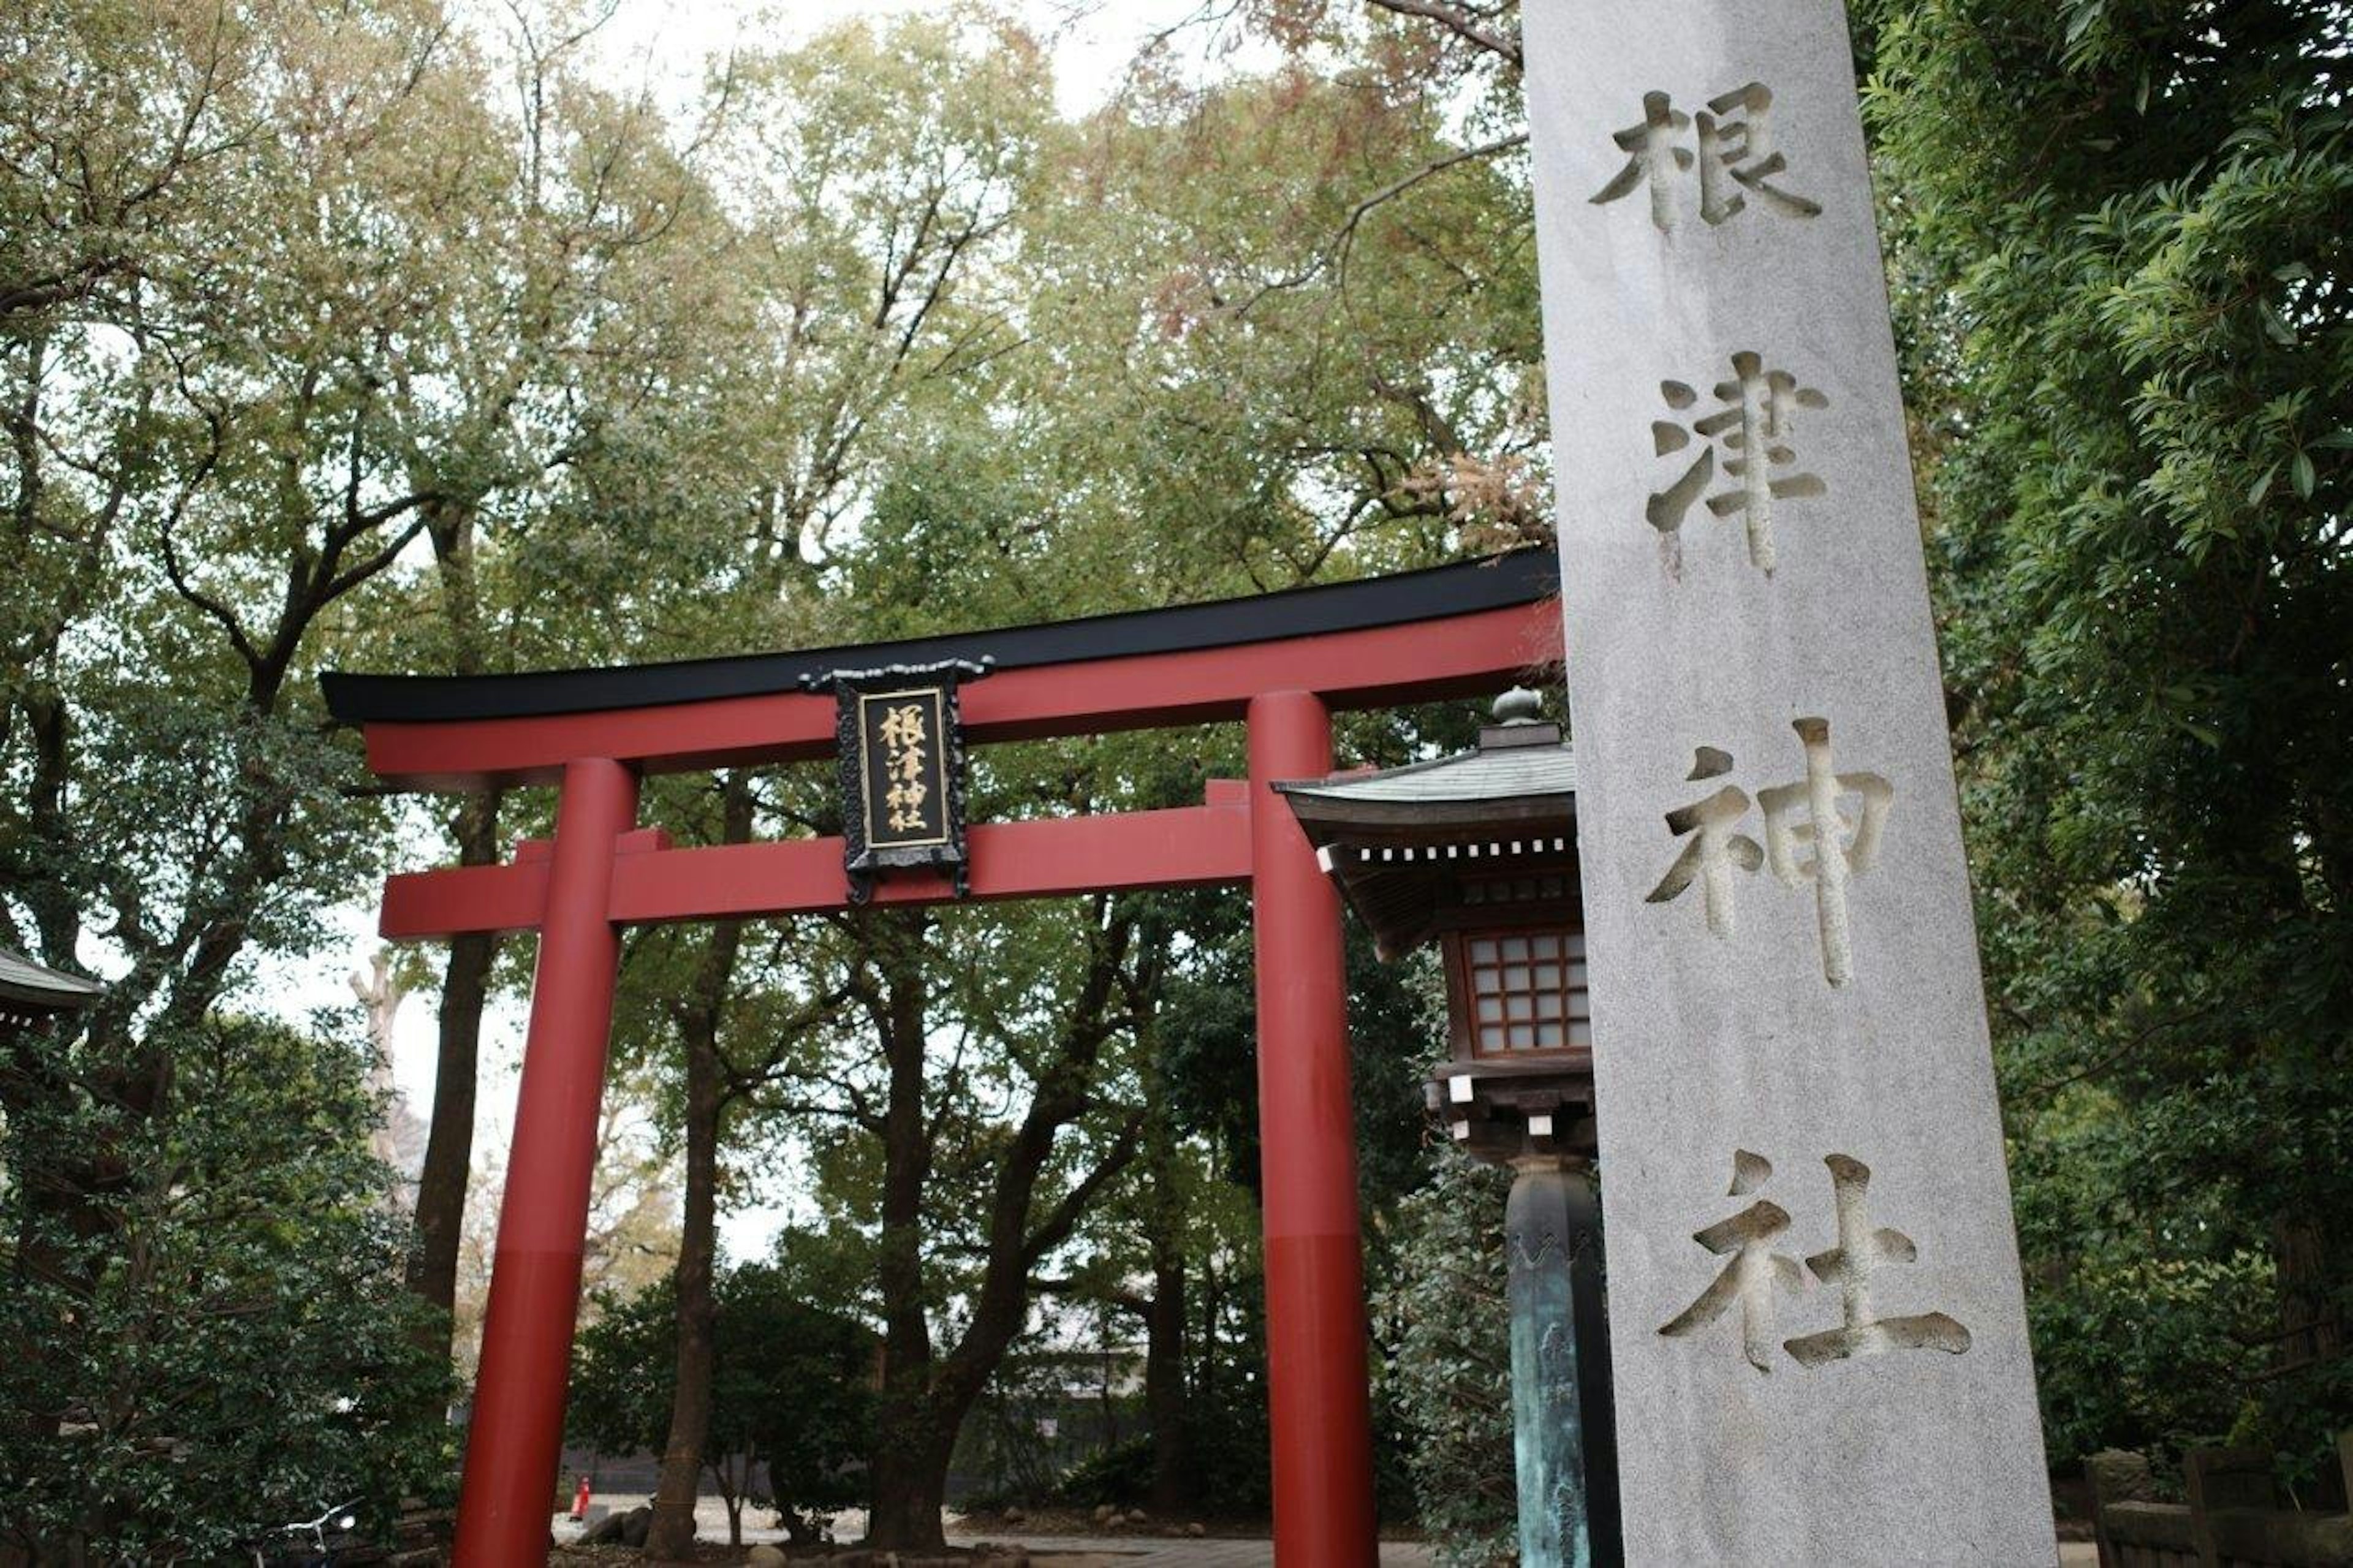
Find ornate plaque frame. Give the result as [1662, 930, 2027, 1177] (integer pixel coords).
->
[802, 658, 989, 903]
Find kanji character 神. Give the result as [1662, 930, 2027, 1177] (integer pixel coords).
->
[1644, 722, 1893, 986]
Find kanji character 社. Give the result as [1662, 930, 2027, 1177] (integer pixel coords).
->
[1783, 1154, 1972, 1367]
[1658, 1149, 1805, 1374]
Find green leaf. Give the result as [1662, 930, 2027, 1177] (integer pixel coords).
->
[2248, 464, 2278, 506]
[2291, 451, 2316, 499]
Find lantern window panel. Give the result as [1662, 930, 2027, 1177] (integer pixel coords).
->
[1463, 925, 1591, 1057]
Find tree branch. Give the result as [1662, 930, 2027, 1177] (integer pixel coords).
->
[1237, 132, 1528, 316]
[1364, 0, 1522, 69]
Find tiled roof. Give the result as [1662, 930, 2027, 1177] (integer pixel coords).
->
[0, 945, 106, 1013]
[1276, 732, 1575, 806]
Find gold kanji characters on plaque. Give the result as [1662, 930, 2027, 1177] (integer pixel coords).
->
[879, 702, 932, 832]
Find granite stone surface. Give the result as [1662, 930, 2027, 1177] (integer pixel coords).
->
[1519, 2, 2057, 1562]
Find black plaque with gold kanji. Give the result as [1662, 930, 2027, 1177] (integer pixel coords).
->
[806, 659, 986, 903]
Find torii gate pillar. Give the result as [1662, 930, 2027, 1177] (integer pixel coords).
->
[453, 757, 638, 1564]
[1249, 689, 1377, 1566]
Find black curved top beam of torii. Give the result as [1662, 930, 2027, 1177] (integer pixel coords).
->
[322, 549, 1561, 725]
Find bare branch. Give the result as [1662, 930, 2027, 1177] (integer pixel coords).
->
[1236, 131, 1528, 316]
[1364, 0, 1522, 70]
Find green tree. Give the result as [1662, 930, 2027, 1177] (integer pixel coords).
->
[1374, 1151, 1515, 1568]
[0, 1015, 448, 1562]
[1, 2, 514, 1545]
[0, 0, 739, 1539]
[595, 15, 1057, 1554]
[1862, 0, 2353, 1478]
[567, 1263, 877, 1547]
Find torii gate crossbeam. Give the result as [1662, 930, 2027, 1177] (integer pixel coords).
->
[324, 552, 1563, 1566]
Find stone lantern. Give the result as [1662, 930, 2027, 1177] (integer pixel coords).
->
[1277, 688, 1620, 1567]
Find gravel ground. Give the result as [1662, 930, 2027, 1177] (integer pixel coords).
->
[550, 1497, 2097, 1565]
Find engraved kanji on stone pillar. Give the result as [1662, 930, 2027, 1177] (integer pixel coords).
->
[1757, 718, 1893, 988]
[1591, 83, 1823, 233]
[1643, 746, 1762, 937]
[1647, 354, 1830, 574]
[1661, 1149, 1972, 1374]
[1656, 1149, 1802, 1374]
[1784, 1154, 1973, 1368]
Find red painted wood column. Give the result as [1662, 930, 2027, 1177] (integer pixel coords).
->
[1248, 689, 1377, 1566]
[453, 757, 638, 1566]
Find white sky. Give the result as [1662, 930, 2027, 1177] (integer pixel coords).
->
[582, 0, 1258, 121]
[262, 0, 1259, 1267]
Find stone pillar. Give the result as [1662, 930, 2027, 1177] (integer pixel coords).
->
[1518, 2, 2056, 1561]
[1506, 1158, 1620, 1568]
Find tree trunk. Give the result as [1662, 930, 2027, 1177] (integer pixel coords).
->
[865, 1426, 956, 1552]
[411, 499, 499, 1344]
[643, 1011, 724, 1559]
[1134, 969, 1191, 1514]
[2272, 1210, 2345, 1373]
[407, 786, 504, 1347]
[646, 777, 754, 1561]
[861, 909, 1146, 1550]
[864, 914, 947, 1551]
[1145, 1252, 1191, 1513]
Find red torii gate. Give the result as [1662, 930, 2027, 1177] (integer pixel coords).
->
[324, 551, 1563, 1566]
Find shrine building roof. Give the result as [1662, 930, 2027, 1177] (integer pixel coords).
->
[0, 945, 105, 1029]
[1275, 691, 1576, 833]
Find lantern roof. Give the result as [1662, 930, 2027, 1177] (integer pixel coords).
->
[1275, 689, 1577, 958]
[1275, 687, 1574, 828]
[0, 945, 105, 1029]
